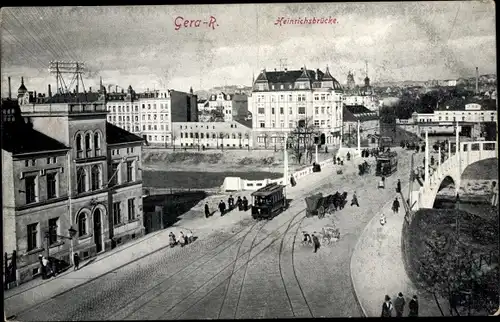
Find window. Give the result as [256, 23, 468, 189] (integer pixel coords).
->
[298, 107, 306, 114]
[280, 107, 284, 114]
[128, 199, 135, 221]
[47, 172, 57, 199]
[27, 223, 38, 251]
[280, 122, 284, 128]
[94, 133, 100, 156]
[135, 116, 138, 122]
[142, 115, 145, 121]
[148, 115, 151, 120]
[315, 107, 319, 115]
[289, 107, 293, 115]
[77, 168, 87, 193]
[76, 134, 83, 158]
[154, 125, 157, 130]
[161, 125, 164, 130]
[78, 213, 87, 236]
[126, 161, 134, 182]
[258, 108, 265, 114]
[142, 125, 146, 131]
[142, 104, 145, 109]
[25, 175, 37, 204]
[271, 108, 275, 115]
[314, 120, 320, 126]
[126, 116, 130, 122]
[180, 133, 184, 138]
[119, 116, 122, 122]
[110, 163, 119, 186]
[289, 122, 293, 128]
[113, 202, 121, 225]
[48, 217, 59, 245]
[154, 115, 157, 120]
[320, 120, 325, 126]
[321, 107, 325, 114]
[85, 133, 92, 157]
[91, 165, 101, 191]
[271, 121, 276, 128]
[148, 104, 151, 109]
[260, 122, 265, 128]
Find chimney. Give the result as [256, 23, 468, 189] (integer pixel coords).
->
[48, 84, 52, 97]
[475, 67, 479, 94]
[89, 86, 92, 93]
[8, 77, 11, 99]
[121, 89, 124, 94]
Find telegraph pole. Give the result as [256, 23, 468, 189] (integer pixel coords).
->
[49, 61, 86, 94]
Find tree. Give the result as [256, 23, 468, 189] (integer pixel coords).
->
[380, 105, 396, 124]
[288, 117, 320, 165]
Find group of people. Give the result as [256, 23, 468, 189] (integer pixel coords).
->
[381, 293, 419, 317]
[168, 231, 193, 248]
[204, 195, 249, 218]
[379, 179, 403, 226]
[302, 231, 321, 253]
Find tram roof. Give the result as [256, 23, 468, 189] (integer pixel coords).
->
[251, 183, 285, 197]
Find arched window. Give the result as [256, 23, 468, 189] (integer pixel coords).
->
[78, 213, 87, 236]
[77, 168, 87, 193]
[94, 132, 101, 156]
[85, 133, 92, 157]
[91, 165, 101, 191]
[76, 134, 83, 158]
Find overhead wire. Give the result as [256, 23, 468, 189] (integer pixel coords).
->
[1, 26, 48, 68]
[5, 9, 61, 61]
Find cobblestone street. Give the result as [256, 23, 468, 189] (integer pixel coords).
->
[9, 149, 416, 320]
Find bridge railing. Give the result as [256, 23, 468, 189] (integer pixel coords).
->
[416, 141, 497, 209]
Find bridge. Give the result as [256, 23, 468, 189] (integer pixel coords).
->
[411, 131, 498, 209]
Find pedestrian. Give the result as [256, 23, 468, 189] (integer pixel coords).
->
[169, 232, 177, 247]
[290, 175, 296, 187]
[221, 200, 227, 215]
[380, 214, 387, 226]
[392, 197, 400, 214]
[242, 196, 249, 211]
[186, 230, 194, 244]
[73, 253, 80, 271]
[302, 231, 312, 245]
[39, 255, 47, 279]
[394, 292, 405, 317]
[41, 256, 53, 277]
[237, 196, 243, 211]
[228, 195, 234, 210]
[396, 179, 401, 194]
[408, 295, 419, 317]
[218, 200, 224, 216]
[378, 176, 386, 189]
[178, 232, 186, 247]
[205, 203, 210, 218]
[351, 192, 359, 207]
[311, 233, 320, 253]
[381, 294, 393, 317]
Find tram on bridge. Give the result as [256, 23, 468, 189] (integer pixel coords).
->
[251, 183, 287, 220]
[375, 151, 398, 176]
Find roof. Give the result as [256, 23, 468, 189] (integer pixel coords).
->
[255, 68, 342, 89]
[106, 122, 144, 145]
[251, 183, 284, 197]
[437, 97, 497, 111]
[43, 93, 101, 104]
[197, 99, 207, 104]
[2, 123, 69, 155]
[343, 105, 379, 122]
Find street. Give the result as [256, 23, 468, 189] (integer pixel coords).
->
[13, 149, 416, 320]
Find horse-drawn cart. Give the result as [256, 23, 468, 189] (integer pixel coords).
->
[305, 193, 339, 218]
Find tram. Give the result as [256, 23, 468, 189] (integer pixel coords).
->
[375, 151, 398, 176]
[250, 183, 287, 220]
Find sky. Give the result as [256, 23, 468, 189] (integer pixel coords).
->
[1, 2, 496, 95]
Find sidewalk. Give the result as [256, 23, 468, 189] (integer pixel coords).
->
[350, 183, 447, 317]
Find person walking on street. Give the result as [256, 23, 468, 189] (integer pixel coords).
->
[228, 195, 234, 210]
[73, 253, 80, 271]
[221, 201, 227, 215]
[396, 179, 401, 194]
[381, 295, 393, 317]
[392, 197, 400, 214]
[380, 213, 387, 226]
[237, 196, 243, 211]
[311, 233, 320, 253]
[351, 192, 359, 207]
[242, 196, 249, 211]
[408, 295, 419, 317]
[394, 292, 406, 317]
[205, 203, 210, 218]
[41, 256, 53, 278]
[186, 230, 194, 244]
[178, 232, 186, 247]
[218, 200, 224, 216]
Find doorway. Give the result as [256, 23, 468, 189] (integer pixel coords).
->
[93, 209, 103, 253]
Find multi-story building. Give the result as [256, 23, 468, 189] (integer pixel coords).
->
[2, 78, 145, 285]
[172, 121, 253, 149]
[249, 66, 344, 148]
[104, 82, 198, 147]
[411, 97, 497, 137]
[343, 69, 379, 112]
[342, 104, 379, 145]
[206, 92, 249, 122]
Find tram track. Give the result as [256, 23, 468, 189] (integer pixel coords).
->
[166, 210, 307, 320]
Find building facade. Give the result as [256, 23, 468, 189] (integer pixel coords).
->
[249, 66, 344, 149]
[3, 78, 145, 286]
[411, 98, 497, 137]
[172, 121, 253, 149]
[342, 104, 379, 146]
[104, 82, 198, 147]
[343, 70, 379, 112]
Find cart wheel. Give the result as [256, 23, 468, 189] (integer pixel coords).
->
[318, 206, 325, 218]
